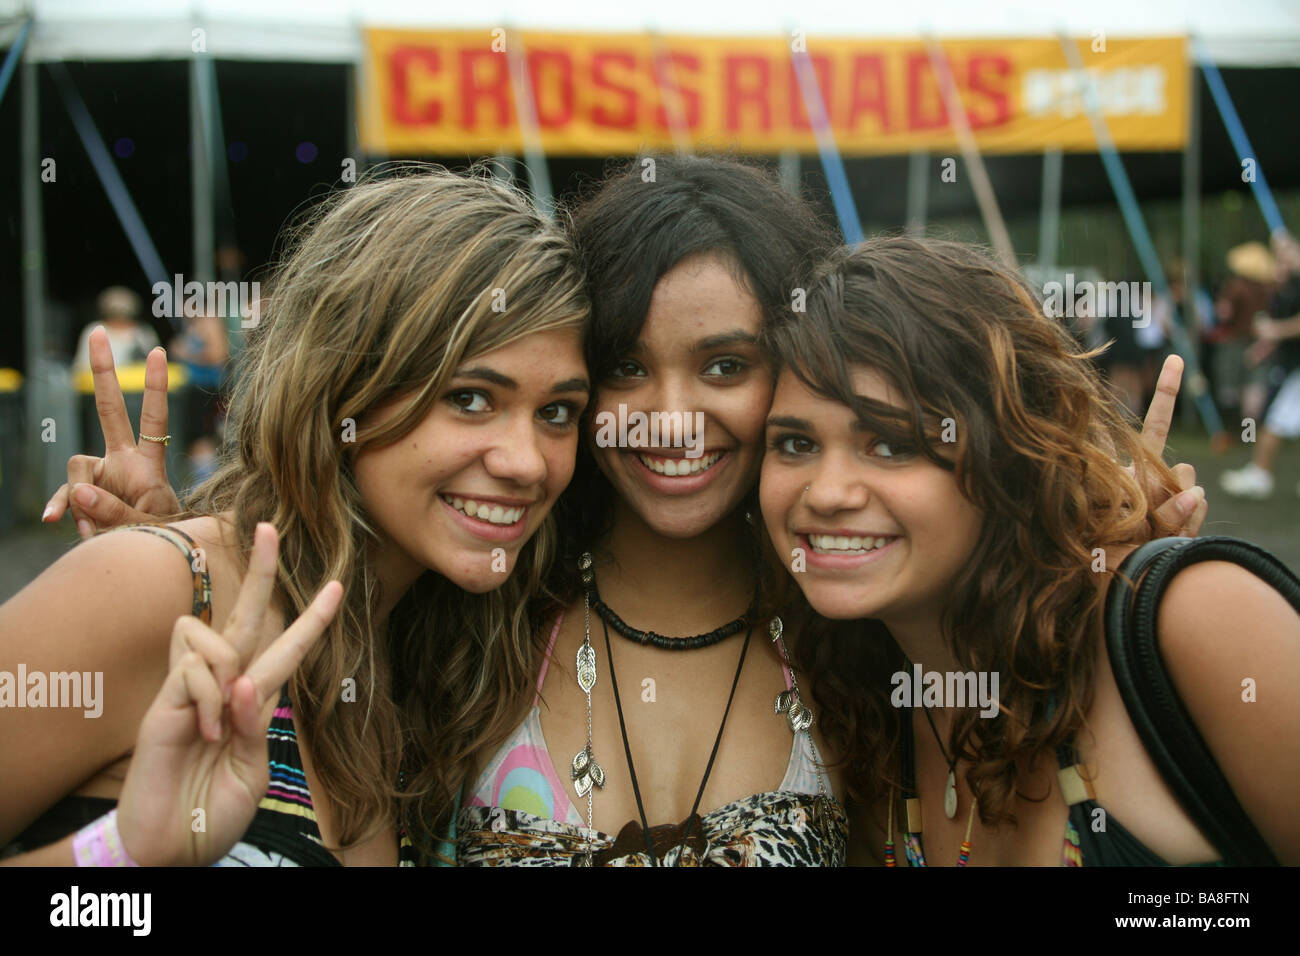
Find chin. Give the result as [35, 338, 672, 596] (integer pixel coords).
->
[436, 552, 519, 594]
[799, 581, 885, 621]
[640, 504, 734, 539]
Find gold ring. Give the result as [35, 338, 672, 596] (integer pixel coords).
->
[140, 433, 171, 446]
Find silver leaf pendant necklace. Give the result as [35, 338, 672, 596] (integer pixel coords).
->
[573, 555, 605, 843]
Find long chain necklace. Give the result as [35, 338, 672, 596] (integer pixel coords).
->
[886, 701, 978, 866]
[571, 551, 760, 866]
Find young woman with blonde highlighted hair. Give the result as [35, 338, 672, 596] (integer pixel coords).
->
[1, 166, 591, 866]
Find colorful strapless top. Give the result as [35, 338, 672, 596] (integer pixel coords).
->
[457, 614, 847, 866]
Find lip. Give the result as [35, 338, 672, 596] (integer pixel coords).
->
[625, 449, 730, 495]
[797, 532, 901, 570]
[439, 495, 530, 543]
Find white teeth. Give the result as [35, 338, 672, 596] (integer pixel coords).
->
[808, 534, 894, 554]
[442, 496, 524, 525]
[637, 451, 722, 476]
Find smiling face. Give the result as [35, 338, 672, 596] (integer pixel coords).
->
[590, 252, 770, 538]
[353, 327, 588, 594]
[759, 365, 983, 625]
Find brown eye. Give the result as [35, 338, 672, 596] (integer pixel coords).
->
[539, 402, 576, 426]
[703, 357, 747, 377]
[448, 390, 490, 413]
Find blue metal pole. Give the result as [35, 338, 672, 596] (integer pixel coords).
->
[1196, 37, 1285, 235]
[790, 47, 863, 244]
[1058, 34, 1224, 436]
[48, 62, 171, 303]
[0, 20, 31, 108]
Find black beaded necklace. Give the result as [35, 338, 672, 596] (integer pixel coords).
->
[584, 564, 756, 650]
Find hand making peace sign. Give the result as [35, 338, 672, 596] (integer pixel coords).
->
[114, 523, 342, 867]
[43, 326, 181, 536]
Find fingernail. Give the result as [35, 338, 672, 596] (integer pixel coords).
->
[42, 505, 53, 521]
[73, 485, 97, 508]
[1176, 488, 1203, 513]
[76, 519, 93, 538]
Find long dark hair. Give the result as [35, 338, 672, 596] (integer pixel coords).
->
[549, 153, 837, 603]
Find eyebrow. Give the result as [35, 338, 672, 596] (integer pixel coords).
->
[453, 367, 590, 394]
[689, 331, 760, 353]
[766, 413, 872, 433]
[624, 330, 760, 356]
[767, 415, 813, 431]
[550, 377, 591, 394]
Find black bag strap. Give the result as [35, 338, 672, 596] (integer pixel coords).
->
[1106, 534, 1300, 866]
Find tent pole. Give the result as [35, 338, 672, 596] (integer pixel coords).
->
[1195, 36, 1284, 235]
[504, 29, 553, 218]
[49, 63, 169, 293]
[190, 55, 214, 285]
[923, 34, 1016, 269]
[346, 61, 362, 177]
[905, 150, 929, 237]
[790, 46, 862, 243]
[21, 52, 47, 513]
[0, 19, 31, 108]
[1181, 51, 1202, 427]
[651, 31, 694, 156]
[779, 150, 799, 195]
[1038, 147, 1062, 270]
[1057, 32, 1223, 438]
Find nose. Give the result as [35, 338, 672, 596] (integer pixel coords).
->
[638, 374, 699, 448]
[803, 450, 870, 515]
[483, 413, 548, 487]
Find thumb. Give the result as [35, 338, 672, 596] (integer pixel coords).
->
[71, 483, 155, 529]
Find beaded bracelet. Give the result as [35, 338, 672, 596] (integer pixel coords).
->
[72, 809, 140, 867]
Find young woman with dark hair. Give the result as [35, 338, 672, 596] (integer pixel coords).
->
[456, 155, 849, 865]
[759, 236, 1299, 866]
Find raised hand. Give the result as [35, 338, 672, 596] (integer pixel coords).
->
[43, 327, 181, 536]
[1138, 354, 1208, 536]
[115, 524, 342, 866]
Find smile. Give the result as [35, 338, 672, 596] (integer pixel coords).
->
[439, 495, 526, 526]
[807, 533, 898, 555]
[635, 450, 723, 477]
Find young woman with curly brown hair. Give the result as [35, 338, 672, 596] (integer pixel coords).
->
[759, 236, 1300, 866]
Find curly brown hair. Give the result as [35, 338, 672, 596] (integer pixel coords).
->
[760, 235, 1181, 828]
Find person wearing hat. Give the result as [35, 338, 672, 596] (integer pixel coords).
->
[1222, 231, 1300, 499]
[1210, 242, 1277, 428]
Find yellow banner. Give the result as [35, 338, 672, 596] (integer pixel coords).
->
[362, 30, 1186, 156]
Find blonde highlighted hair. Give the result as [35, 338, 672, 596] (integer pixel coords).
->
[186, 164, 589, 857]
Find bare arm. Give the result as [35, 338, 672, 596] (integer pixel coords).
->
[1157, 561, 1300, 864]
[0, 531, 192, 846]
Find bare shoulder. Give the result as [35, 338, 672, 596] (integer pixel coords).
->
[1157, 560, 1300, 672]
[0, 516, 236, 844]
[1155, 559, 1300, 862]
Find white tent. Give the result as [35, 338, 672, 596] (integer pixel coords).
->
[3, 0, 1299, 66]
